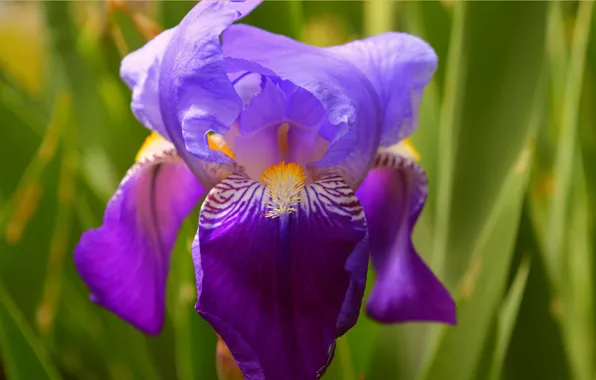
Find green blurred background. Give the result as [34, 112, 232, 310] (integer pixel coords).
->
[0, 1, 594, 379]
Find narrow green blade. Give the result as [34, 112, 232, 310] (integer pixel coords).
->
[488, 257, 531, 380]
[0, 281, 62, 380]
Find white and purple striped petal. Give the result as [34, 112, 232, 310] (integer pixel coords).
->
[193, 172, 369, 379]
[74, 137, 204, 334]
[356, 148, 456, 324]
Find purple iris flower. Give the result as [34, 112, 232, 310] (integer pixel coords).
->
[74, 0, 456, 378]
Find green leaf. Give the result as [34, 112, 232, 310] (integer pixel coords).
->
[157, 0, 196, 30]
[0, 281, 62, 380]
[488, 257, 531, 380]
[560, 152, 595, 380]
[109, 2, 150, 55]
[420, 132, 535, 380]
[169, 216, 217, 380]
[322, 337, 358, 380]
[547, 0, 594, 287]
[432, 2, 548, 288]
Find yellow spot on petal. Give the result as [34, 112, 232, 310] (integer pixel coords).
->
[208, 133, 235, 159]
[277, 123, 290, 161]
[261, 161, 306, 218]
[135, 132, 172, 162]
[400, 139, 421, 161]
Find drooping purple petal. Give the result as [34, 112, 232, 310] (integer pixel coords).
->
[327, 33, 437, 146]
[356, 149, 456, 324]
[158, 0, 262, 166]
[74, 137, 204, 334]
[194, 173, 369, 379]
[120, 28, 176, 138]
[222, 24, 382, 188]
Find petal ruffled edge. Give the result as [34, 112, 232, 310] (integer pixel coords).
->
[327, 33, 438, 146]
[120, 28, 176, 138]
[158, 0, 262, 166]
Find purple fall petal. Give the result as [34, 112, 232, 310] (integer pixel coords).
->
[327, 33, 437, 146]
[74, 146, 204, 334]
[356, 151, 456, 325]
[193, 173, 369, 379]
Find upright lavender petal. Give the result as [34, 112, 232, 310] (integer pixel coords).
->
[356, 149, 456, 324]
[222, 24, 382, 187]
[327, 33, 438, 146]
[74, 136, 204, 334]
[234, 77, 327, 179]
[193, 172, 369, 379]
[120, 28, 176, 138]
[158, 0, 262, 165]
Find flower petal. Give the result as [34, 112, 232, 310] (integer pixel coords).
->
[74, 137, 204, 334]
[234, 77, 327, 179]
[194, 173, 369, 379]
[222, 24, 382, 187]
[327, 33, 437, 146]
[158, 0, 262, 165]
[120, 28, 176, 138]
[356, 148, 456, 324]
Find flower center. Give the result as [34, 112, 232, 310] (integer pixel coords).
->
[261, 161, 306, 218]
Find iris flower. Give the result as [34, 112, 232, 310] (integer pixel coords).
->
[74, 0, 456, 378]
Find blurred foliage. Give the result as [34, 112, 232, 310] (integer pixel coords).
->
[0, 1, 595, 379]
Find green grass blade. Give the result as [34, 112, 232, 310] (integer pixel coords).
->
[430, 0, 466, 278]
[561, 152, 594, 380]
[364, 0, 395, 37]
[169, 218, 217, 380]
[434, 2, 548, 288]
[488, 257, 531, 380]
[0, 281, 62, 380]
[420, 133, 535, 380]
[158, 0, 195, 30]
[547, 0, 594, 287]
[36, 94, 77, 339]
[109, 2, 151, 55]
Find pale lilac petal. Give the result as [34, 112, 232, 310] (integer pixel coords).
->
[222, 24, 382, 187]
[234, 77, 326, 179]
[193, 173, 369, 379]
[327, 33, 437, 145]
[158, 0, 262, 166]
[356, 150, 456, 324]
[120, 28, 176, 138]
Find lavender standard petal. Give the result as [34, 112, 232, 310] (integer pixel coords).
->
[327, 33, 438, 146]
[222, 24, 382, 187]
[158, 0, 262, 165]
